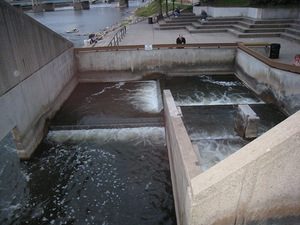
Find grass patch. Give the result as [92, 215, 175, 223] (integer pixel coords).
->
[135, 0, 192, 17]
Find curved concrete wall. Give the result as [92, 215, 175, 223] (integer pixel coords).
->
[76, 48, 236, 74]
[193, 6, 300, 19]
[235, 49, 300, 115]
[0, 2, 76, 158]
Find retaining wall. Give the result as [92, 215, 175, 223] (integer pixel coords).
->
[76, 48, 236, 75]
[0, 2, 76, 159]
[193, 6, 300, 19]
[0, 1, 73, 96]
[164, 89, 300, 225]
[190, 111, 300, 225]
[235, 49, 300, 115]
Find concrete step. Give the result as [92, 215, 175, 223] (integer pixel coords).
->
[291, 24, 300, 30]
[286, 28, 300, 36]
[155, 25, 187, 30]
[232, 25, 286, 33]
[159, 21, 193, 26]
[189, 28, 228, 33]
[165, 16, 201, 21]
[238, 21, 292, 29]
[207, 16, 244, 22]
[281, 32, 300, 44]
[253, 19, 295, 24]
[228, 29, 281, 38]
[192, 23, 232, 29]
[200, 20, 239, 25]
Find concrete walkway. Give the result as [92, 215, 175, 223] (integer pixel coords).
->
[120, 20, 300, 64]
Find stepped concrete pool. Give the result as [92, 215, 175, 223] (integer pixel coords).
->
[0, 74, 290, 224]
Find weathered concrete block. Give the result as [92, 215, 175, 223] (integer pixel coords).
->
[235, 104, 260, 139]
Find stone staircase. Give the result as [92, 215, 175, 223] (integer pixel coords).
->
[156, 14, 300, 43]
[155, 13, 202, 30]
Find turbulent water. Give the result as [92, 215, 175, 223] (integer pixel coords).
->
[173, 75, 286, 171]
[162, 75, 262, 106]
[0, 128, 176, 225]
[0, 75, 288, 224]
[51, 81, 162, 126]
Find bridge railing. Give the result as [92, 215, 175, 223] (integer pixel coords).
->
[108, 26, 127, 47]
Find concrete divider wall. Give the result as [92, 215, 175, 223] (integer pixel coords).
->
[235, 49, 300, 115]
[165, 87, 300, 224]
[0, 2, 76, 158]
[189, 111, 300, 225]
[163, 90, 201, 225]
[0, 1, 73, 96]
[76, 48, 236, 74]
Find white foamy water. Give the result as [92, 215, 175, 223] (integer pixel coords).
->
[47, 127, 165, 146]
[176, 92, 263, 106]
[198, 75, 242, 87]
[195, 138, 249, 171]
[124, 81, 161, 113]
[91, 82, 125, 97]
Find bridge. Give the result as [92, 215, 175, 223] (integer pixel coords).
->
[9, 0, 128, 11]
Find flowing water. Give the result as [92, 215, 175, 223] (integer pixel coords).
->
[0, 128, 176, 225]
[51, 81, 163, 127]
[0, 75, 288, 224]
[161, 75, 263, 106]
[165, 75, 287, 172]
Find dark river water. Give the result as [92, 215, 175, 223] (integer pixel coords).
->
[26, 2, 142, 47]
[0, 75, 289, 224]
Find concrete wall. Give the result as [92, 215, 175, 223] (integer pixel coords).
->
[0, 1, 76, 158]
[76, 48, 236, 74]
[190, 110, 300, 225]
[193, 6, 300, 19]
[163, 90, 201, 225]
[235, 49, 300, 115]
[0, 1, 73, 97]
[165, 87, 300, 225]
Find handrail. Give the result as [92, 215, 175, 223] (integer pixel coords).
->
[74, 42, 300, 74]
[238, 43, 300, 74]
[74, 42, 239, 53]
[74, 42, 272, 53]
[107, 26, 127, 47]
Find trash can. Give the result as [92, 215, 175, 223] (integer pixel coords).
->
[148, 17, 153, 24]
[269, 43, 281, 59]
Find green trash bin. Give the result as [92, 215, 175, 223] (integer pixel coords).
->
[148, 17, 153, 24]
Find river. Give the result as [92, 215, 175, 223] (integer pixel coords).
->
[26, 1, 144, 47]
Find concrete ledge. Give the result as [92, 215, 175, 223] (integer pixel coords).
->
[235, 49, 300, 115]
[163, 90, 201, 225]
[189, 111, 300, 225]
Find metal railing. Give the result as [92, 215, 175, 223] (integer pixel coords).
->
[237, 43, 300, 74]
[74, 42, 300, 74]
[108, 26, 127, 47]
